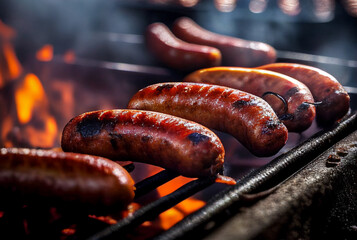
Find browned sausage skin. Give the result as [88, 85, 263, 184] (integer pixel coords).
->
[61, 109, 225, 178]
[258, 63, 350, 125]
[146, 22, 221, 72]
[128, 82, 288, 157]
[183, 67, 316, 132]
[0, 148, 135, 213]
[171, 17, 276, 67]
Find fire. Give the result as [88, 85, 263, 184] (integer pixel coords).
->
[155, 176, 205, 230]
[157, 176, 194, 197]
[158, 198, 205, 230]
[0, 21, 59, 148]
[14, 73, 58, 148]
[36, 44, 53, 62]
[0, 20, 22, 88]
[2, 41, 23, 79]
[15, 73, 46, 124]
[0, 21, 58, 148]
[1, 73, 58, 148]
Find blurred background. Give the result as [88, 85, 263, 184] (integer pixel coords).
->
[0, 0, 356, 79]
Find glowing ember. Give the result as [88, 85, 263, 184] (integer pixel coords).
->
[61, 226, 76, 236]
[159, 208, 185, 230]
[63, 50, 76, 63]
[36, 44, 53, 62]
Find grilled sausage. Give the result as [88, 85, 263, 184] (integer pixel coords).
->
[171, 17, 276, 67]
[257, 63, 350, 125]
[128, 82, 288, 157]
[183, 67, 316, 132]
[0, 148, 135, 213]
[61, 109, 225, 178]
[146, 22, 221, 72]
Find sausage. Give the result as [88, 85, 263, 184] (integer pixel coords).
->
[171, 17, 276, 67]
[183, 67, 316, 132]
[61, 109, 225, 178]
[257, 63, 350, 125]
[146, 22, 221, 72]
[128, 82, 288, 157]
[0, 148, 135, 214]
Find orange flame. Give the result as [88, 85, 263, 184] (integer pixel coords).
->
[0, 21, 22, 88]
[2, 41, 22, 79]
[158, 198, 205, 230]
[15, 73, 46, 124]
[155, 176, 205, 230]
[36, 44, 53, 62]
[1, 73, 59, 148]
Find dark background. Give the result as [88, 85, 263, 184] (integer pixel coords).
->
[0, 0, 356, 86]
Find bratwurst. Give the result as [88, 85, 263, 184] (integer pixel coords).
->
[0, 148, 135, 214]
[146, 22, 221, 72]
[61, 109, 225, 178]
[258, 63, 350, 125]
[128, 82, 288, 157]
[183, 67, 316, 132]
[172, 17, 276, 67]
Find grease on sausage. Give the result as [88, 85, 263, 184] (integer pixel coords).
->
[0, 148, 135, 214]
[258, 63, 350, 125]
[128, 82, 288, 157]
[61, 109, 225, 178]
[183, 67, 316, 132]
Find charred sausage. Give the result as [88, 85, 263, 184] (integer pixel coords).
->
[0, 148, 135, 214]
[257, 63, 350, 125]
[171, 17, 276, 67]
[61, 109, 225, 178]
[128, 82, 288, 157]
[183, 67, 316, 132]
[146, 22, 221, 72]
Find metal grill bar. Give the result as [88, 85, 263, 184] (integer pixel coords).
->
[88, 176, 216, 240]
[153, 113, 357, 240]
[134, 170, 179, 199]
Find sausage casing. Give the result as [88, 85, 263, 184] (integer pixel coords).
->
[171, 17, 276, 67]
[0, 148, 135, 213]
[128, 82, 288, 157]
[258, 63, 350, 125]
[146, 22, 221, 72]
[183, 67, 316, 132]
[61, 109, 225, 178]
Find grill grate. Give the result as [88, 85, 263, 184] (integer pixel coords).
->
[151, 113, 357, 240]
[89, 175, 216, 240]
[85, 113, 357, 240]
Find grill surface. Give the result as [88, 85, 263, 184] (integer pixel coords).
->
[89, 112, 357, 240]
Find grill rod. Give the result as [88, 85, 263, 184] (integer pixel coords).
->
[134, 170, 179, 199]
[88, 175, 216, 240]
[153, 112, 357, 240]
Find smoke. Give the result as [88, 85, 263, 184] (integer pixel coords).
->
[0, 0, 150, 63]
[1, 0, 356, 85]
